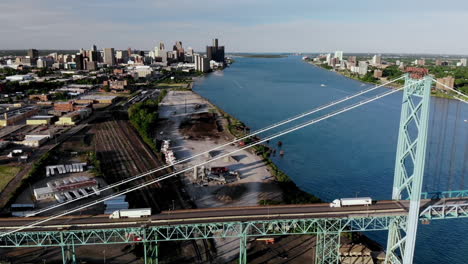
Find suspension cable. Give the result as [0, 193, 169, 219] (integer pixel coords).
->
[27, 76, 405, 216]
[433, 79, 468, 104]
[0, 83, 413, 237]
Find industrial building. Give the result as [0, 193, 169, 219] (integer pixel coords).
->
[26, 115, 54, 125]
[55, 108, 91, 126]
[0, 106, 40, 126]
[34, 186, 54, 200]
[79, 95, 117, 104]
[18, 135, 50, 147]
[34, 176, 99, 202]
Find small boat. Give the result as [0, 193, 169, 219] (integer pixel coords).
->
[320, 84, 326, 87]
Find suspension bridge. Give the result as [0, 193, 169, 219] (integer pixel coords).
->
[0, 74, 467, 264]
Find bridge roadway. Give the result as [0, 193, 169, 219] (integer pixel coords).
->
[0, 198, 464, 232]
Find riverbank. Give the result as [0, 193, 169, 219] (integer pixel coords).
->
[306, 60, 463, 100]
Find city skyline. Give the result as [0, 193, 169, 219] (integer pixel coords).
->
[1, 0, 468, 54]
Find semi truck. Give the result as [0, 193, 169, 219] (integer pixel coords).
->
[329, 197, 372, 208]
[109, 208, 151, 219]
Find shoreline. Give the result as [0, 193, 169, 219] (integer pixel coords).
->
[305, 60, 463, 100]
[188, 68, 387, 260]
[189, 87, 322, 205]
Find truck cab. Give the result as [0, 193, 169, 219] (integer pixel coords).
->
[330, 199, 341, 208]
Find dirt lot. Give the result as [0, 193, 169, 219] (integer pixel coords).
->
[159, 90, 283, 263]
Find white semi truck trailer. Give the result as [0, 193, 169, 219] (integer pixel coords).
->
[109, 208, 151, 219]
[329, 197, 372, 208]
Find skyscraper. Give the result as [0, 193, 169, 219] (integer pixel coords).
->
[27, 49, 39, 59]
[157, 42, 167, 64]
[74, 54, 84, 70]
[206, 38, 225, 63]
[115, 50, 129, 64]
[103, 48, 116, 66]
[89, 44, 100, 62]
[173, 41, 184, 62]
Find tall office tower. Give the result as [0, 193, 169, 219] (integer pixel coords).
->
[103, 48, 116, 66]
[27, 49, 39, 59]
[157, 42, 167, 64]
[74, 54, 84, 70]
[173, 41, 184, 61]
[115, 50, 129, 64]
[334, 51, 343, 61]
[89, 44, 99, 62]
[206, 38, 225, 63]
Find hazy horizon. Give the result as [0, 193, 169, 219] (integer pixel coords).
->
[2, 0, 468, 55]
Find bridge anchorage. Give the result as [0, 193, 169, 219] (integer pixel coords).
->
[0, 74, 467, 264]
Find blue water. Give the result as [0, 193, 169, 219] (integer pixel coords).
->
[194, 56, 468, 263]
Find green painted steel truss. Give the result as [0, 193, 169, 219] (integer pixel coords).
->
[1, 208, 467, 264]
[0, 216, 405, 248]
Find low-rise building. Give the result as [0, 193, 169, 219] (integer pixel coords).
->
[80, 95, 117, 104]
[29, 94, 50, 101]
[26, 115, 54, 125]
[103, 79, 130, 93]
[436, 76, 455, 90]
[56, 108, 92, 126]
[54, 101, 75, 113]
[18, 135, 50, 147]
[5, 75, 34, 82]
[0, 106, 40, 126]
[34, 186, 54, 200]
[374, 69, 383, 78]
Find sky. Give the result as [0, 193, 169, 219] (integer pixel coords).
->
[2, 0, 468, 54]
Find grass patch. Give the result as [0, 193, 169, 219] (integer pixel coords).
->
[0, 165, 21, 192]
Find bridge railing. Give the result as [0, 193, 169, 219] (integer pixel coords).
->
[419, 190, 468, 200]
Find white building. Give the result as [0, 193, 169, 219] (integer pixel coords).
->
[358, 61, 369, 75]
[5, 75, 34, 82]
[194, 54, 209, 73]
[325, 53, 331, 65]
[460, 58, 467, 67]
[371, 55, 382, 66]
[134, 65, 153, 78]
[34, 186, 54, 200]
[334, 51, 343, 61]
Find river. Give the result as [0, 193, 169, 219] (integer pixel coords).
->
[193, 55, 468, 263]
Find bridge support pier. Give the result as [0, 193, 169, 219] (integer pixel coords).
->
[144, 241, 159, 264]
[315, 232, 340, 264]
[61, 243, 77, 264]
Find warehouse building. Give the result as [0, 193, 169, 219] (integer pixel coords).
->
[26, 115, 55, 125]
[18, 134, 50, 147]
[79, 95, 117, 104]
[0, 106, 40, 126]
[33, 186, 54, 200]
[55, 108, 92, 126]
